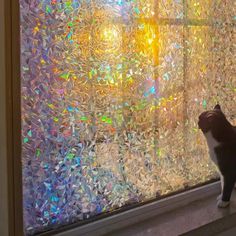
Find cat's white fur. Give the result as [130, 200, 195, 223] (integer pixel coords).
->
[204, 131, 220, 164]
[204, 131, 230, 208]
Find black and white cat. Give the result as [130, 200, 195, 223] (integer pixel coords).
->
[198, 104, 236, 208]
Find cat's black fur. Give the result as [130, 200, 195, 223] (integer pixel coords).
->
[198, 104, 236, 207]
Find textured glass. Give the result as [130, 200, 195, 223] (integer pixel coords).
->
[159, 0, 183, 19]
[20, 1, 236, 235]
[215, 1, 236, 23]
[187, 0, 212, 19]
[132, 0, 155, 18]
[185, 26, 217, 183]
[187, 0, 236, 22]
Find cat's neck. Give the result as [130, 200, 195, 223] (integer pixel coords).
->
[211, 123, 236, 144]
[204, 131, 220, 148]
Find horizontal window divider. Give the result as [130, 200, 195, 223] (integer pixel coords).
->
[92, 17, 235, 27]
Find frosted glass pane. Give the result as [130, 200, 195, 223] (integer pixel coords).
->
[185, 25, 236, 183]
[159, 26, 184, 93]
[187, 0, 212, 19]
[185, 26, 217, 183]
[159, 0, 183, 19]
[20, 0, 235, 235]
[131, 0, 155, 18]
[213, 1, 236, 23]
[187, 0, 236, 21]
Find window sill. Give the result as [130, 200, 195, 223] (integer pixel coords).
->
[108, 184, 236, 236]
[54, 181, 236, 236]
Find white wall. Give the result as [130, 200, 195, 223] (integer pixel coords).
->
[0, 0, 9, 235]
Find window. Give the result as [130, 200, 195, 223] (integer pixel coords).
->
[20, 0, 235, 235]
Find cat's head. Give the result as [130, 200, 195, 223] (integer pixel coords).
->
[198, 104, 227, 134]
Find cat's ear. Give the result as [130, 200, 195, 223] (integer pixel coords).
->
[214, 104, 221, 110]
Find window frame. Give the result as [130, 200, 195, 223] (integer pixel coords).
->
[3, 0, 23, 235]
[5, 0, 228, 235]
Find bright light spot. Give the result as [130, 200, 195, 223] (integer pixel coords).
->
[102, 27, 119, 42]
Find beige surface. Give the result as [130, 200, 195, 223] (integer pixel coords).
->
[106, 191, 236, 236]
